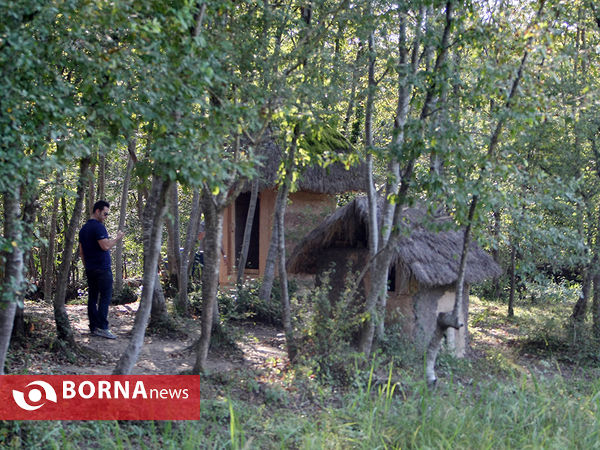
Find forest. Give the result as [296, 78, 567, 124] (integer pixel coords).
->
[2, 0, 600, 447]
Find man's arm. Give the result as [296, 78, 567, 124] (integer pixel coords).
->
[98, 230, 125, 251]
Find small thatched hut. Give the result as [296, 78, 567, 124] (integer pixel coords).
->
[287, 197, 501, 356]
[220, 128, 367, 283]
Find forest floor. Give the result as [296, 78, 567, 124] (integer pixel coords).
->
[8, 294, 596, 385]
[8, 300, 288, 378]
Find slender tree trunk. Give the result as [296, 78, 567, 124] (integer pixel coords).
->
[165, 183, 182, 286]
[491, 209, 502, 298]
[275, 129, 299, 362]
[258, 207, 280, 303]
[375, 6, 423, 341]
[425, 198, 474, 386]
[593, 266, 600, 339]
[114, 153, 134, 295]
[0, 189, 23, 374]
[60, 196, 68, 238]
[360, 1, 381, 355]
[360, 4, 428, 355]
[136, 187, 145, 223]
[508, 244, 517, 318]
[571, 202, 591, 321]
[43, 180, 61, 303]
[188, 209, 204, 278]
[236, 179, 259, 286]
[276, 194, 296, 361]
[12, 188, 37, 341]
[87, 161, 95, 216]
[176, 188, 201, 314]
[97, 154, 106, 200]
[258, 123, 302, 307]
[193, 191, 225, 373]
[114, 175, 170, 374]
[39, 220, 48, 299]
[343, 45, 364, 138]
[54, 157, 90, 346]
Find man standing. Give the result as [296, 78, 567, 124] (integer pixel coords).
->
[79, 200, 124, 339]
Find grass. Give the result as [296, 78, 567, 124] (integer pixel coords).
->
[5, 371, 600, 449]
[4, 295, 600, 449]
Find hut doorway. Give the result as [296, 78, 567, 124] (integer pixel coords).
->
[235, 192, 260, 270]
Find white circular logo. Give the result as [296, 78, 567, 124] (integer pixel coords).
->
[12, 381, 58, 411]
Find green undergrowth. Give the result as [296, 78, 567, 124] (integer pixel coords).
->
[5, 295, 600, 448]
[4, 365, 600, 449]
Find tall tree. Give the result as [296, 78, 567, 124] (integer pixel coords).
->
[176, 187, 201, 314]
[113, 151, 134, 296]
[43, 178, 61, 303]
[114, 175, 171, 374]
[0, 189, 23, 374]
[236, 179, 259, 286]
[53, 158, 91, 346]
[425, 0, 548, 385]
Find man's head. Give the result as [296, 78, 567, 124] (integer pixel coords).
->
[92, 200, 110, 223]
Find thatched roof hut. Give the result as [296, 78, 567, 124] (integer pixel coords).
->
[287, 196, 501, 286]
[248, 127, 368, 194]
[286, 196, 501, 357]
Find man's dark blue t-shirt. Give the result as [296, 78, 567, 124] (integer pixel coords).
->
[79, 219, 111, 271]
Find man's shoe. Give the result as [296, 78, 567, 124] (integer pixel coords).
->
[94, 328, 117, 339]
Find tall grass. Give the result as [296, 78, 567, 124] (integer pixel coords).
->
[4, 366, 599, 449]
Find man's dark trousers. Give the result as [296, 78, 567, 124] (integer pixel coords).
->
[86, 268, 113, 331]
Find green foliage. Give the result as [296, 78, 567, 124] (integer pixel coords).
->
[189, 278, 287, 327]
[377, 321, 422, 366]
[218, 279, 283, 327]
[111, 284, 138, 306]
[295, 269, 363, 386]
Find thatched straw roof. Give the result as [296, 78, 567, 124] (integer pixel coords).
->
[247, 128, 367, 194]
[287, 196, 502, 287]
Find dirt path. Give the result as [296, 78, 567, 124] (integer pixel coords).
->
[11, 301, 287, 376]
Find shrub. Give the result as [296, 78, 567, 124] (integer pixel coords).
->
[112, 284, 138, 305]
[219, 279, 283, 327]
[295, 267, 363, 385]
[189, 278, 284, 327]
